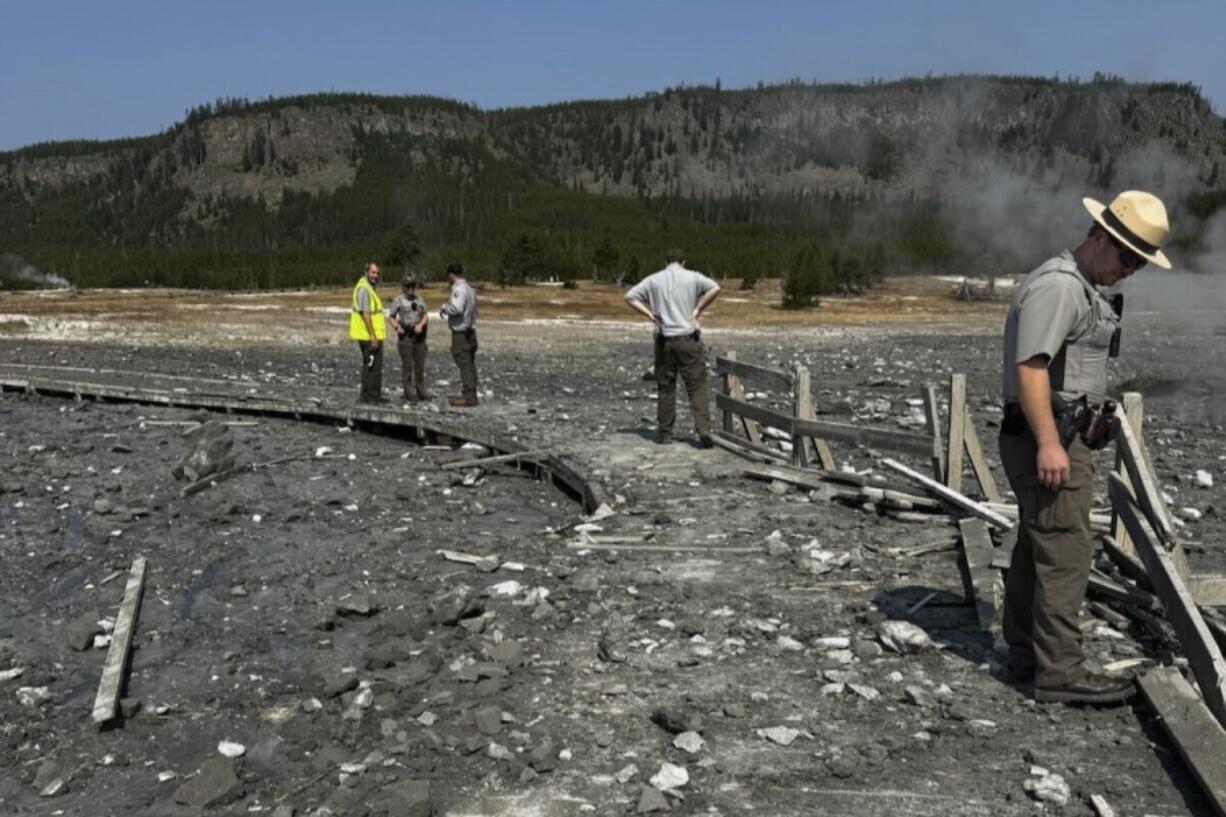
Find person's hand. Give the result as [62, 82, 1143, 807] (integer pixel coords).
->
[1036, 442, 1070, 489]
[413, 325, 422, 335]
[372, 338, 382, 350]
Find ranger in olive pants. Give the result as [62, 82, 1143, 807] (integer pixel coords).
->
[999, 432, 1094, 688]
[654, 334, 711, 439]
[450, 329, 478, 401]
[626, 248, 721, 446]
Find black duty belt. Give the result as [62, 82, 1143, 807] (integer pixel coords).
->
[659, 331, 701, 342]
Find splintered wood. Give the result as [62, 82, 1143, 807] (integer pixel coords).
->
[92, 556, 148, 726]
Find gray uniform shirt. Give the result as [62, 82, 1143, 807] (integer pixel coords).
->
[387, 294, 428, 335]
[625, 263, 718, 337]
[441, 279, 477, 332]
[1001, 250, 1118, 404]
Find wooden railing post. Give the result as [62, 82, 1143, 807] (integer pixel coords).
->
[921, 384, 945, 481]
[946, 374, 967, 492]
[792, 365, 811, 468]
[1112, 391, 1143, 557]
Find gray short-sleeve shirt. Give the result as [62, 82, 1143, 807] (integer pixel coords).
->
[1001, 251, 1094, 402]
[625, 263, 718, 337]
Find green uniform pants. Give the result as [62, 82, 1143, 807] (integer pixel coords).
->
[398, 336, 428, 399]
[654, 335, 711, 437]
[357, 340, 383, 402]
[999, 431, 1095, 688]
[450, 330, 478, 400]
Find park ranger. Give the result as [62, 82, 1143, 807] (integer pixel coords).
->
[999, 190, 1171, 705]
[625, 247, 722, 447]
[387, 275, 431, 403]
[349, 261, 387, 404]
[439, 262, 479, 407]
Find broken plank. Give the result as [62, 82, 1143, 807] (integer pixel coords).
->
[958, 517, 998, 632]
[92, 556, 148, 726]
[1115, 413, 1176, 548]
[1085, 569, 1162, 613]
[439, 449, 551, 470]
[880, 457, 1013, 530]
[709, 430, 788, 463]
[921, 384, 946, 482]
[1138, 667, 1226, 817]
[946, 374, 967, 493]
[437, 550, 500, 570]
[722, 352, 764, 445]
[743, 464, 830, 492]
[714, 355, 793, 392]
[1191, 574, 1226, 607]
[989, 523, 1020, 570]
[1111, 392, 1144, 556]
[566, 542, 759, 554]
[1112, 473, 1226, 727]
[961, 406, 1001, 502]
[716, 394, 932, 457]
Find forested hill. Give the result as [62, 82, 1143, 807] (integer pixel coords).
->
[2, 75, 1225, 290]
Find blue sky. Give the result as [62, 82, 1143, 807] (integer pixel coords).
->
[2, 1, 1223, 151]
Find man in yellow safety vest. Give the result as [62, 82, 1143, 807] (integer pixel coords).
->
[349, 262, 387, 403]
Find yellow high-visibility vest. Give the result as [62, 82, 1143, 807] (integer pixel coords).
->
[349, 277, 386, 341]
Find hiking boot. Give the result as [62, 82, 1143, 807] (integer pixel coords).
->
[449, 395, 479, 408]
[1034, 673, 1135, 705]
[658, 431, 674, 445]
[697, 434, 715, 449]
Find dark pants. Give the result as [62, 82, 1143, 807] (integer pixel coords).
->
[398, 335, 428, 399]
[450, 330, 478, 399]
[654, 335, 710, 436]
[357, 340, 383, 402]
[999, 431, 1095, 688]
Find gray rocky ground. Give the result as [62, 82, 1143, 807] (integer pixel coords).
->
[0, 313, 1223, 816]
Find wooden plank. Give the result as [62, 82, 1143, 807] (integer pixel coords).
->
[1192, 575, 1226, 607]
[721, 353, 764, 445]
[715, 392, 795, 434]
[1138, 667, 1226, 817]
[946, 374, 967, 493]
[1085, 569, 1163, 613]
[990, 523, 1020, 569]
[710, 430, 788, 463]
[961, 406, 1002, 502]
[794, 366, 836, 470]
[792, 366, 811, 469]
[566, 542, 759, 554]
[440, 448, 551, 470]
[1115, 411, 1176, 547]
[92, 556, 148, 726]
[881, 457, 1014, 530]
[1111, 392, 1143, 556]
[1100, 534, 1153, 591]
[958, 518, 998, 632]
[720, 351, 737, 434]
[715, 394, 932, 457]
[714, 355, 793, 392]
[743, 465, 829, 493]
[921, 384, 946, 481]
[1111, 474, 1226, 726]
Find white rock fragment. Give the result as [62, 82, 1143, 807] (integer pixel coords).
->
[1024, 771, 1071, 806]
[217, 740, 246, 758]
[757, 726, 800, 746]
[487, 743, 515, 760]
[417, 711, 437, 726]
[649, 762, 689, 790]
[157, 771, 177, 782]
[1196, 469, 1214, 488]
[813, 636, 850, 649]
[848, 683, 881, 702]
[1182, 507, 1203, 521]
[487, 580, 524, 598]
[877, 620, 933, 654]
[776, 635, 804, 651]
[615, 764, 639, 784]
[16, 686, 51, 707]
[0, 667, 24, 682]
[673, 731, 705, 754]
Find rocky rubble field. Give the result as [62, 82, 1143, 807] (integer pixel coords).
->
[0, 316, 1224, 816]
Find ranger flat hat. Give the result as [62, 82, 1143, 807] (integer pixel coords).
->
[402, 275, 419, 287]
[1082, 190, 1172, 269]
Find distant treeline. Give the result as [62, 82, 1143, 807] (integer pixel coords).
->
[0, 129, 961, 295]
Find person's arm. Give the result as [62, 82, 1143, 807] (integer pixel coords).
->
[689, 283, 721, 327]
[358, 287, 380, 347]
[414, 310, 428, 335]
[1017, 357, 1068, 488]
[625, 294, 659, 326]
[440, 289, 460, 318]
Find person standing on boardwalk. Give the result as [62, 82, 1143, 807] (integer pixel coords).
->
[998, 190, 1171, 705]
[387, 275, 431, 403]
[439, 262, 479, 407]
[625, 247, 721, 447]
[349, 262, 387, 404]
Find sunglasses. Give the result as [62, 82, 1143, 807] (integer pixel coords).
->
[1106, 233, 1146, 271]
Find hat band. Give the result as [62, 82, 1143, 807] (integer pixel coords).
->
[1101, 208, 1159, 255]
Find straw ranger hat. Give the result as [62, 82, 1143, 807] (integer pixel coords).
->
[1082, 190, 1172, 269]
